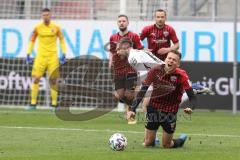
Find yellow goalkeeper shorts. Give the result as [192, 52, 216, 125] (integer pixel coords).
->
[32, 53, 59, 78]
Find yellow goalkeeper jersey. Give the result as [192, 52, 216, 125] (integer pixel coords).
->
[27, 21, 66, 56]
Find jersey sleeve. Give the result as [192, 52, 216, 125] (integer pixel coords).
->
[109, 36, 116, 53]
[133, 34, 144, 49]
[27, 26, 38, 55]
[169, 27, 179, 44]
[140, 26, 148, 41]
[181, 73, 191, 90]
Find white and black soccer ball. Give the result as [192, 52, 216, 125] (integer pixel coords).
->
[108, 133, 127, 151]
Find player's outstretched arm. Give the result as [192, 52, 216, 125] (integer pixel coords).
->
[184, 88, 197, 114]
[169, 42, 179, 52]
[127, 85, 149, 119]
[157, 42, 179, 55]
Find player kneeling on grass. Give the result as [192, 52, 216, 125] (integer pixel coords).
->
[127, 50, 196, 148]
[118, 37, 211, 146]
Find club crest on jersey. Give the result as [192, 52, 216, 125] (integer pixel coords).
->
[51, 28, 55, 33]
[170, 76, 177, 82]
[163, 31, 169, 37]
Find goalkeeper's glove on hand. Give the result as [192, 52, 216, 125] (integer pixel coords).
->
[26, 55, 33, 64]
[60, 54, 66, 65]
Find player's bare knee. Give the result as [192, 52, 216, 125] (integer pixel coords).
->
[162, 142, 172, 148]
[144, 139, 155, 146]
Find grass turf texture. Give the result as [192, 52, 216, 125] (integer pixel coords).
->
[0, 108, 239, 160]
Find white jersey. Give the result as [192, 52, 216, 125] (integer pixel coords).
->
[128, 49, 201, 107]
[128, 49, 165, 82]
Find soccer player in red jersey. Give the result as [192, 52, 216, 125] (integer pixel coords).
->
[140, 9, 179, 60]
[140, 9, 180, 139]
[127, 50, 197, 148]
[109, 15, 143, 124]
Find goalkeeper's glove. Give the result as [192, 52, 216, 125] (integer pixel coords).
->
[26, 55, 33, 64]
[60, 54, 66, 64]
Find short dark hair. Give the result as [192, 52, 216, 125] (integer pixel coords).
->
[118, 14, 129, 21]
[42, 8, 51, 12]
[119, 37, 133, 47]
[169, 50, 182, 59]
[155, 9, 166, 16]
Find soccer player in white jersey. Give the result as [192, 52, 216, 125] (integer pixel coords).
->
[128, 48, 165, 82]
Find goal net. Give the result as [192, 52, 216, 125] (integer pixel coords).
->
[0, 57, 117, 110]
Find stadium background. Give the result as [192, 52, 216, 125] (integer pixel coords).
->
[0, 0, 239, 111]
[0, 1, 240, 160]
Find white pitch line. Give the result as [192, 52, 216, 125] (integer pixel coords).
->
[0, 110, 53, 115]
[0, 125, 240, 138]
[0, 125, 143, 134]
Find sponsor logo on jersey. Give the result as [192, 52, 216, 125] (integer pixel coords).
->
[150, 33, 157, 39]
[153, 38, 168, 44]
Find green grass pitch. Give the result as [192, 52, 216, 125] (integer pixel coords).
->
[0, 108, 239, 160]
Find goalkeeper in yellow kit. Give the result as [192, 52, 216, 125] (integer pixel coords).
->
[26, 8, 66, 110]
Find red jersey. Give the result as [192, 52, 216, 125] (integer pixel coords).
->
[110, 31, 143, 75]
[143, 66, 191, 113]
[140, 24, 179, 60]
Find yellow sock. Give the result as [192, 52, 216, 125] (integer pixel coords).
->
[31, 83, 39, 105]
[50, 84, 58, 106]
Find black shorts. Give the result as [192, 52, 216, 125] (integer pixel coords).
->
[145, 106, 177, 134]
[114, 73, 137, 90]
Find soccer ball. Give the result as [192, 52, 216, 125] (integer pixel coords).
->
[108, 133, 127, 151]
